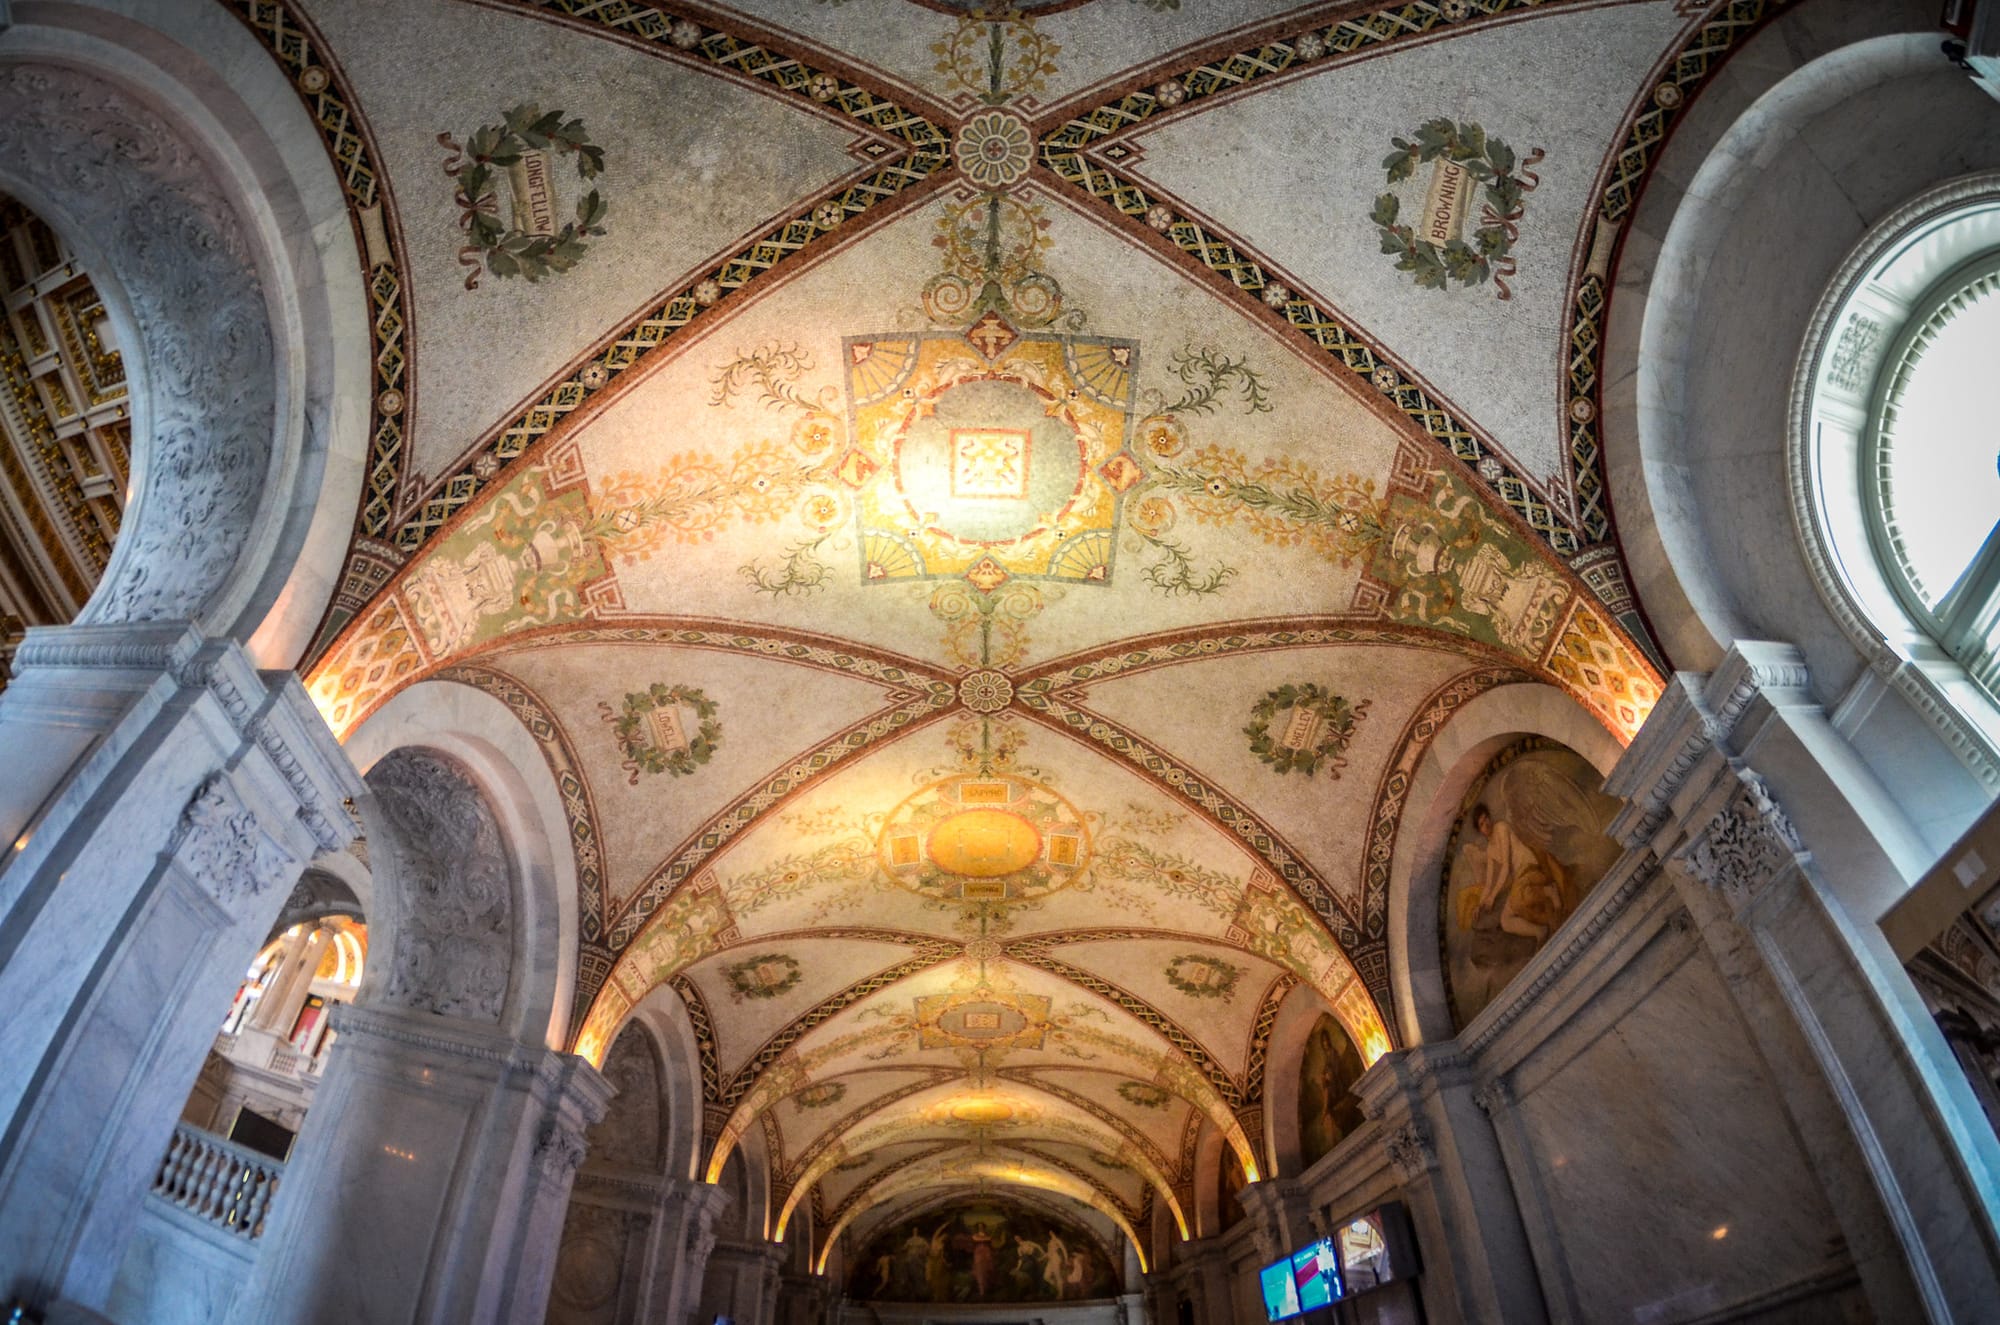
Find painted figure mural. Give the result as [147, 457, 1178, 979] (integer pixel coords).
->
[1298, 1011, 1368, 1168]
[849, 1199, 1118, 1303]
[1441, 739, 1623, 1028]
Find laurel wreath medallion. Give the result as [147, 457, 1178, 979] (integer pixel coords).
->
[439, 103, 608, 289]
[1371, 118, 1543, 300]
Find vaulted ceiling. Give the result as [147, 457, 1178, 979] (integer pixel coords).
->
[264, 0, 1728, 1265]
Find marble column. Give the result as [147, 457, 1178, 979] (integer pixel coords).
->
[1608, 642, 2000, 1322]
[637, 1176, 732, 1325]
[249, 924, 332, 1036]
[0, 624, 361, 1314]
[235, 1003, 609, 1324]
[1354, 1044, 1548, 1325]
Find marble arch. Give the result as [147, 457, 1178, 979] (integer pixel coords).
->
[0, 3, 370, 661]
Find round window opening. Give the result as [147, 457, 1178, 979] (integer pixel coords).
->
[1800, 180, 2000, 712]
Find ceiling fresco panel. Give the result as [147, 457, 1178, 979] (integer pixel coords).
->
[700, 0, 1323, 111]
[274, 0, 1716, 1260]
[1121, 0, 1690, 491]
[682, 935, 933, 1078]
[1073, 642, 1478, 909]
[477, 640, 897, 910]
[300, 0, 877, 482]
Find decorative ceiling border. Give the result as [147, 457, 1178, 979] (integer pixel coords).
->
[1030, 0, 1620, 132]
[1005, 933, 1245, 1108]
[1015, 691, 1368, 945]
[433, 662, 612, 966]
[714, 937, 964, 1107]
[1240, 971, 1298, 1119]
[669, 971, 726, 1105]
[818, 1142, 970, 1247]
[1558, 0, 1794, 605]
[1017, 616, 1511, 691]
[1008, 1139, 1143, 1225]
[996, 1067, 1180, 1182]
[1358, 663, 1533, 1016]
[221, 0, 415, 654]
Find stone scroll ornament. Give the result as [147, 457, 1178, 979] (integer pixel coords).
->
[439, 104, 607, 289]
[1371, 118, 1544, 300]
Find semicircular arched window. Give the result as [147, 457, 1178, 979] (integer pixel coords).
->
[1867, 253, 2000, 689]
[1799, 179, 2000, 747]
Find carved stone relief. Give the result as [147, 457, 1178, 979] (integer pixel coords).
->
[535, 1116, 590, 1184]
[550, 1201, 637, 1321]
[1683, 771, 1803, 905]
[586, 1026, 663, 1171]
[365, 749, 512, 1022]
[0, 63, 275, 626]
[169, 774, 299, 909]
[1385, 1118, 1437, 1181]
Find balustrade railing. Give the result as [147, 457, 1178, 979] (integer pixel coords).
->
[152, 1123, 282, 1240]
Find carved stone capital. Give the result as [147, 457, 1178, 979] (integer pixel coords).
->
[533, 1117, 588, 1184]
[1472, 1076, 1513, 1117]
[1385, 1119, 1437, 1182]
[168, 774, 299, 909]
[1682, 771, 1804, 905]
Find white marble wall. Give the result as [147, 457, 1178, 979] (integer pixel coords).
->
[1495, 910, 1861, 1322]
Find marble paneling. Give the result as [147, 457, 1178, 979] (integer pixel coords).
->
[1508, 944, 1848, 1323]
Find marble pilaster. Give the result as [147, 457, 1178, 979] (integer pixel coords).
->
[638, 1176, 733, 1325]
[234, 1003, 608, 1325]
[1609, 641, 2000, 1322]
[701, 1238, 789, 1325]
[1354, 1043, 1548, 1325]
[1164, 1240, 1230, 1325]
[0, 624, 360, 1314]
[1235, 1175, 1313, 1269]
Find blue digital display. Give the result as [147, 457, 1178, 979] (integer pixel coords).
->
[1259, 1258, 1302, 1320]
[1292, 1237, 1343, 1310]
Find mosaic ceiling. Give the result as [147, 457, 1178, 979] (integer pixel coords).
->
[247, 0, 1759, 1264]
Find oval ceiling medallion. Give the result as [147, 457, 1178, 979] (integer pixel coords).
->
[877, 774, 1091, 903]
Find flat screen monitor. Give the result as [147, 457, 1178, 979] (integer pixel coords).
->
[1291, 1236, 1343, 1310]
[1259, 1257, 1303, 1321]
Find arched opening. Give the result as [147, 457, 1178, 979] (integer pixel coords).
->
[0, 192, 131, 685]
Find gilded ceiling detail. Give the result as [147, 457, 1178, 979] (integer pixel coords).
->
[224, 0, 1789, 1265]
